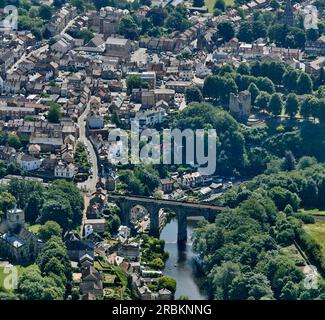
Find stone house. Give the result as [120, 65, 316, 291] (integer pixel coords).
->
[79, 266, 103, 299]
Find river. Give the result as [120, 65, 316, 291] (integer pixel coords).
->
[160, 217, 208, 300]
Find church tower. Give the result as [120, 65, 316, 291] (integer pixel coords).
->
[7, 207, 25, 232]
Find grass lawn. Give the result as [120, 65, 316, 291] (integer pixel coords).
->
[304, 221, 325, 259]
[300, 209, 325, 216]
[206, 0, 234, 12]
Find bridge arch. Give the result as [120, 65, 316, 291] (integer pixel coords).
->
[109, 194, 225, 244]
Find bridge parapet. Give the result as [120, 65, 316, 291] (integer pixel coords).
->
[107, 193, 226, 243]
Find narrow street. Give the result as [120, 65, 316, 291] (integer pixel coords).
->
[8, 14, 80, 74]
[77, 97, 100, 236]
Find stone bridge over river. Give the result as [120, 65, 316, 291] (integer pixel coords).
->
[107, 194, 226, 244]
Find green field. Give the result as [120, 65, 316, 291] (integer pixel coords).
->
[304, 221, 325, 259]
[206, 0, 235, 12]
[300, 209, 325, 216]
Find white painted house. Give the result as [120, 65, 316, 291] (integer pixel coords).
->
[54, 161, 77, 178]
[131, 107, 167, 129]
[17, 153, 42, 171]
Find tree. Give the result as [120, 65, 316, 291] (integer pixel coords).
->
[53, 0, 66, 8]
[43, 256, 66, 278]
[185, 86, 203, 104]
[165, 5, 190, 32]
[17, 265, 64, 300]
[284, 204, 294, 215]
[229, 272, 274, 300]
[118, 15, 139, 40]
[256, 92, 270, 110]
[282, 150, 296, 171]
[206, 75, 237, 102]
[126, 75, 149, 94]
[210, 261, 241, 299]
[270, 0, 280, 9]
[71, 288, 80, 300]
[47, 103, 61, 123]
[25, 192, 44, 223]
[256, 77, 275, 94]
[38, 5, 52, 20]
[146, 7, 167, 27]
[280, 281, 299, 300]
[286, 28, 306, 48]
[0, 160, 7, 179]
[46, 180, 84, 228]
[267, 61, 286, 85]
[306, 28, 319, 41]
[282, 69, 298, 92]
[268, 24, 287, 45]
[316, 98, 325, 123]
[157, 276, 177, 293]
[37, 236, 72, 281]
[121, 172, 145, 195]
[302, 178, 319, 207]
[141, 18, 153, 35]
[246, 147, 270, 175]
[109, 214, 121, 234]
[214, 0, 226, 11]
[149, 257, 164, 270]
[39, 199, 73, 230]
[217, 21, 235, 42]
[296, 73, 313, 95]
[41, 286, 64, 300]
[111, 111, 121, 126]
[268, 93, 282, 115]
[248, 83, 260, 104]
[193, 0, 204, 7]
[38, 221, 63, 242]
[252, 20, 267, 40]
[0, 192, 16, 220]
[269, 186, 300, 211]
[315, 68, 325, 88]
[237, 63, 250, 75]
[237, 22, 253, 43]
[285, 93, 299, 118]
[213, 8, 222, 16]
[8, 179, 45, 211]
[297, 156, 317, 170]
[8, 134, 21, 149]
[72, 0, 85, 11]
[223, 78, 238, 102]
[300, 96, 313, 119]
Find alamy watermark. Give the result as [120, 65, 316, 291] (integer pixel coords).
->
[1, 5, 18, 33]
[108, 121, 217, 175]
[303, 265, 318, 290]
[1, 265, 18, 290]
[303, 5, 318, 30]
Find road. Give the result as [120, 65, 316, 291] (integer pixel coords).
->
[77, 98, 99, 194]
[77, 98, 100, 237]
[8, 44, 49, 74]
[8, 14, 80, 74]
